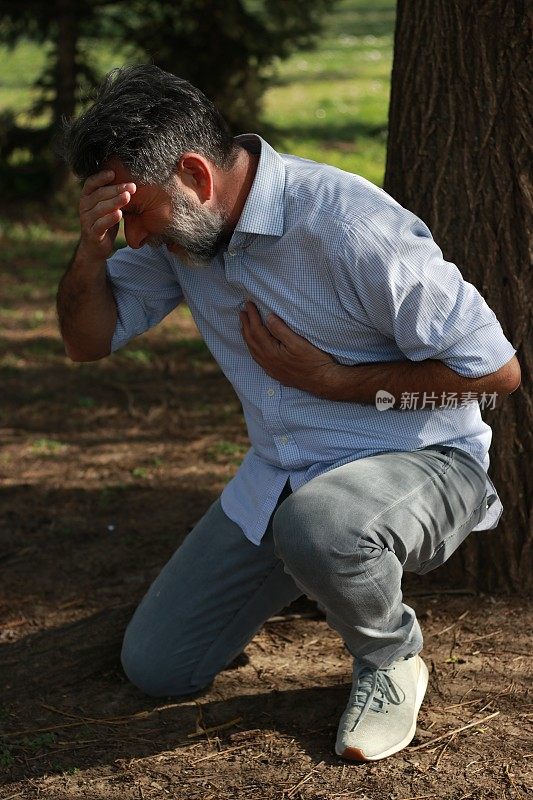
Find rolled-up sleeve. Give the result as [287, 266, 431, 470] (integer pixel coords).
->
[342, 205, 517, 378]
[106, 245, 184, 352]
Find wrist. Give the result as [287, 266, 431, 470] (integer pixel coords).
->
[76, 236, 111, 267]
[72, 241, 109, 282]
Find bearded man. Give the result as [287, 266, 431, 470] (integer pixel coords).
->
[57, 65, 520, 762]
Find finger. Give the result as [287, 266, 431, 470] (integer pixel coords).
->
[239, 311, 271, 362]
[243, 304, 279, 349]
[108, 221, 120, 240]
[265, 313, 305, 345]
[91, 208, 123, 237]
[81, 169, 115, 196]
[81, 182, 136, 213]
[244, 302, 276, 339]
[84, 191, 132, 223]
[244, 301, 267, 325]
[239, 309, 254, 345]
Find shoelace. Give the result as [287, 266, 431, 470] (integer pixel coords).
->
[349, 666, 405, 730]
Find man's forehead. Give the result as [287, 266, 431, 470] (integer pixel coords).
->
[102, 159, 175, 199]
[104, 158, 135, 183]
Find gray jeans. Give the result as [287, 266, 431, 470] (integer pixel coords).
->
[121, 445, 489, 696]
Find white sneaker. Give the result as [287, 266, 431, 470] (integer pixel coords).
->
[335, 654, 429, 761]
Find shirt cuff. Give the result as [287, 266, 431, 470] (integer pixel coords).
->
[436, 323, 517, 378]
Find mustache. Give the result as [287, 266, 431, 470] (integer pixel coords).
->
[145, 195, 231, 266]
[145, 233, 176, 248]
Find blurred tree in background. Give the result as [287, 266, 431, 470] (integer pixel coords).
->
[0, 0, 334, 195]
[123, 0, 334, 133]
[0, 0, 106, 192]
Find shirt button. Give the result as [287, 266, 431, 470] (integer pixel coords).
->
[280, 435, 289, 444]
[267, 388, 275, 397]
[227, 249, 236, 256]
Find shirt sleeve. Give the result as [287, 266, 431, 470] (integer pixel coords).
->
[106, 245, 184, 352]
[339, 204, 517, 378]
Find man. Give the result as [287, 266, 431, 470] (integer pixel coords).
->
[57, 65, 521, 762]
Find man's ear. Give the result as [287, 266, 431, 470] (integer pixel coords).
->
[177, 154, 214, 202]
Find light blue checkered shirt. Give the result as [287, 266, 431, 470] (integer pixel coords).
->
[107, 134, 517, 545]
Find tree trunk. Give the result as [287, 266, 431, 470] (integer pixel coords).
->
[52, 0, 79, 191]
[384, 0, 532, 593]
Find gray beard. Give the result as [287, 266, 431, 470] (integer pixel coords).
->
[146, 188, 231, 267]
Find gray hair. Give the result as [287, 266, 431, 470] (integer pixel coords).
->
[58, 65, 239, 184]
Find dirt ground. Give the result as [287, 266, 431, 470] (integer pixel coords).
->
[1, 255, 532, 799]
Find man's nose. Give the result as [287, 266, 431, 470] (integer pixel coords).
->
[123, 216, 147, 249]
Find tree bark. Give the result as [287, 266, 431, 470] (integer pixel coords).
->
[52, 0, 79, 191]
[384, 1, 532, 592]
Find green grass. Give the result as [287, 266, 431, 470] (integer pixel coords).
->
[31, 438, 68, 456]
[0, 42, 47, 123]
[0, 40, 132, 124]
[0, 0, 395, 187]
[205, 440, 248, 466]
[0, 221, 77, 311]
[121, 348, 152, 365]
[0, 745, 14, 769]
[263, 0, 395, 183]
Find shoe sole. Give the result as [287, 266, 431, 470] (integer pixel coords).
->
[337, 656, 429, 762]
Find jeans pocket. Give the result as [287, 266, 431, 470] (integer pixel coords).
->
[416, 491, 489, 575]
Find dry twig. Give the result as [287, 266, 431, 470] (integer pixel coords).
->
[433, 697, 481, 712]
[286, 761, 325, 798]
[398, 795, 436, 800]
[267, 612, 323, 622]
[409, 710, 500, 751]
[187, 716, 243, 738]
[433, 609, 470, 637]
[5, 700, 189, 740]
[434, 732, 457, 768]
[191, 743, 249, 764]
[464, 629, 501, 643]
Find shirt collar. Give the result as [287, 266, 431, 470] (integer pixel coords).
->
[233, 134, 285, 237]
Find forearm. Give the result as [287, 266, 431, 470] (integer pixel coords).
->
[239, 303, 521, 406]
[57, 243, 118, 361]
[321, 357, 520, 407]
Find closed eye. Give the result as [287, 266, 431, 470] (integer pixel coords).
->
[123, 204, 141, 216]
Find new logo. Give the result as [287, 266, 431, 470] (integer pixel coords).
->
[375, 390, 395, 411]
